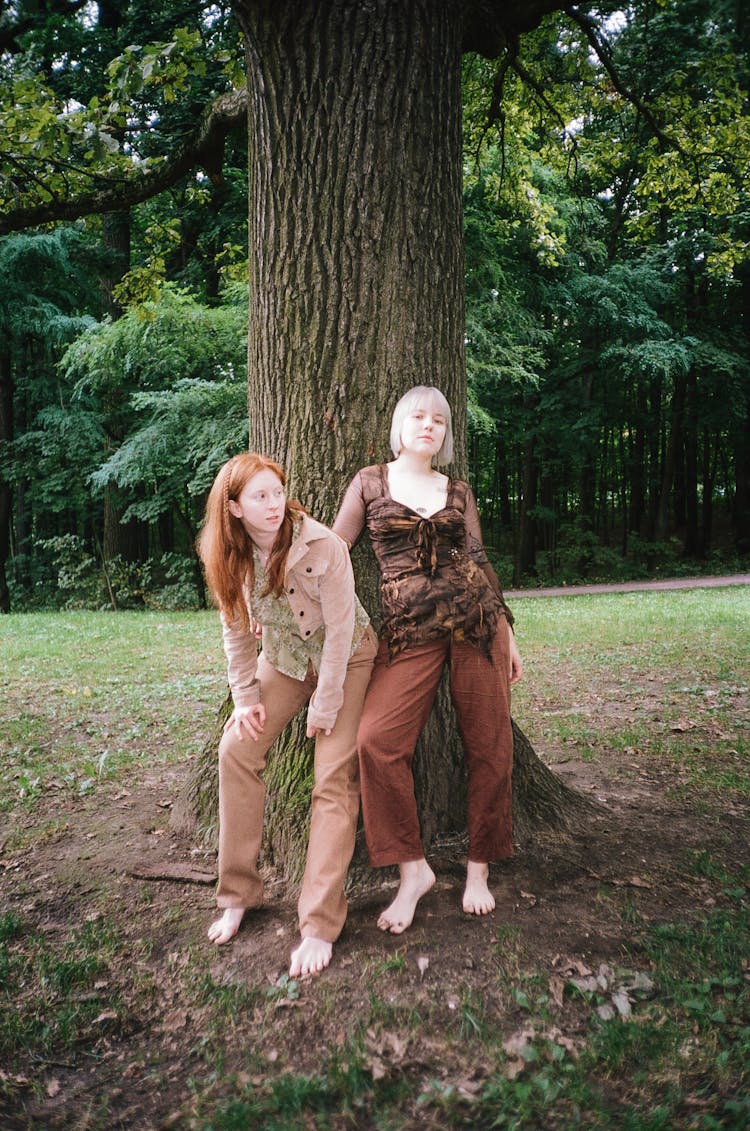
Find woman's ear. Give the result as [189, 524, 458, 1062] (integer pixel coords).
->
[228, 499, 242, 519]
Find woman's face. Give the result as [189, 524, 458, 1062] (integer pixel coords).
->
[399, 404, 447, 459]
[228, 468, 286, 541]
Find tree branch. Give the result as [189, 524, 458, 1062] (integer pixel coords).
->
[511, 56, 569, 133]
[0, 0, 90, 56]
[563, 5, 681, 155]
[461, 0, 569, 57]
[0, 88, 249, 236]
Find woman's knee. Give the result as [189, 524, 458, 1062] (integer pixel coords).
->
[218, 729, 266, 774]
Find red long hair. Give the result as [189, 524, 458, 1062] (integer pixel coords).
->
[197, 453, 307, 629]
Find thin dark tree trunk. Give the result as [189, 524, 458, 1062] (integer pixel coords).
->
[700, 429, 718, 555]
[628, 383, 647, 537]
[515, 394, 539, 583]
[734, 267, 750, 554]
[496, 433, 511, 528]
[656, 372, 687, 541]
[0, 344, 12, 612]
[683, 370, 699, 556]
[645, 375, 662, 541]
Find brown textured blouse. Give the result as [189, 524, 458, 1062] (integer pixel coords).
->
[333, 464, 513, 658]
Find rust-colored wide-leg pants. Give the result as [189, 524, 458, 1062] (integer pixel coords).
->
[216, 627, 377, 942]
[357, 624, 513, 867]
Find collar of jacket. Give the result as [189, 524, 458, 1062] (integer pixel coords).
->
[284, 513, 331, 573]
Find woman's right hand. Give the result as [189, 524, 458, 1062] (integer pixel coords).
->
[224, 703, 266, 741]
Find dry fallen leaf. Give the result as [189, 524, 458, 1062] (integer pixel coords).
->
[503, 1025, 535, 1057]
[94, 1010, 118, 1025]
[552, 954, 593, 977]
[548, 974, 566, 1009]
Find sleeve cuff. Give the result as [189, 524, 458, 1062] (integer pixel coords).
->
[231, 679, 261, 708]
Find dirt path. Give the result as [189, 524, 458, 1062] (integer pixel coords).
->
[505, 572, 750, 599]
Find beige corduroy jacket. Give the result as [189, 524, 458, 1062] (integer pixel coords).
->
[221, 515, 367, 732]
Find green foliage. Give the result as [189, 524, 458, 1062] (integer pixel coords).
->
[23, 535, 202, 611]
[7, 284, 248, 609]
[0, 3, 243, 218]
[463, 2, 750, 581]
[91, 378, 248, 523]
[61, 285, 246, 399]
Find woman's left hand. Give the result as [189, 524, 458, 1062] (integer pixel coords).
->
[508, 622, 523, 685]
[306, 722, 332, 738]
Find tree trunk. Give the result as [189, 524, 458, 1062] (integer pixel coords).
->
[656, 371, 687, 541]
[645, 375, 662, 542]
[733, 268, 750, 554]
[176, 0, 593, 875]
[628, 383, 647, 538]
[683, 369, 699, 556]
[238, 0, 467, 505]
[0, 343, 12, 612]
[514, 394, 539, 583]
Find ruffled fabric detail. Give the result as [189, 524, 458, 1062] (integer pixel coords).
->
[365, 496, 503, 660]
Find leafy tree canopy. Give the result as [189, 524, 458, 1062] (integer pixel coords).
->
[0, 0, 245, 232]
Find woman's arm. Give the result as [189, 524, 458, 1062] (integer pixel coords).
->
[507, 619, 523, 685]
[332, 470, 367, 549]
[463, 485, 515, 627]
[306, 533, 359, 734]
[221, 609, 262, 708]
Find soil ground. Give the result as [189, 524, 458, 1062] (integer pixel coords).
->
[1, 578, 748, 1129]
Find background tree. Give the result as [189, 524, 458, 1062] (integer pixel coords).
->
[0, 0, 249, 606]
[0, 229, 98, 611]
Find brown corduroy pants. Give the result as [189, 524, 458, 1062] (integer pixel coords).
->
[216, 626, 377, 941]
[357, 624, 514, 867]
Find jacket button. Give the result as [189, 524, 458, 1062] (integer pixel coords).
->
[305, 630, 311, 636]
[306, 566, 312, 572]
[288, 587, 295, 594]
[299, 610, 304, 616]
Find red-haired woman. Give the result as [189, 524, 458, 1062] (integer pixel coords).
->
[197, 453, 376, 977]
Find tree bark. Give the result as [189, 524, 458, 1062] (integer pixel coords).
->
[238, 0, 467, 504]
[176, 0, 594, 875]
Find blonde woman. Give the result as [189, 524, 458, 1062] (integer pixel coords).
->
[198, 453, 377, 976]
[334, 387, 522, 934]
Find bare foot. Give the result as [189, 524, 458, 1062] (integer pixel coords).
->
[207, 907, 245, 944]
[462, 861, 495, 916]
[377, 859, 436, 934]
[289, 936, 333, 978]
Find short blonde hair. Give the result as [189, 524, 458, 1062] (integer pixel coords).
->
[389, 386, 454, 465]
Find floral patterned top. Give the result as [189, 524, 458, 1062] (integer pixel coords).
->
[251, 532, 370, 681]
[333, 464, 513, 658]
